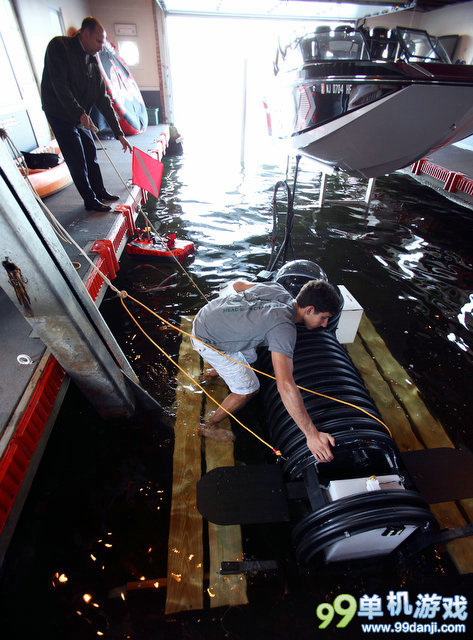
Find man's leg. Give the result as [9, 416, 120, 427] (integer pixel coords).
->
[191, 337, 259, 442]
[199, 350, 256, 386]
[198, 388, 259, 441]
[46, 115, 97, 205]
[78, 127, 107, 199]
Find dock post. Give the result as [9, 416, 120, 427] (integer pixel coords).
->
[0, 143, 136, 419]
[364, 177, 376, 206]
[318, 171, 328, 207]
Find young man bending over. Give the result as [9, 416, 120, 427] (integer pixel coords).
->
[191, 279, 341, 463]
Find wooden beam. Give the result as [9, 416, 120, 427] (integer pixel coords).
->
[346, 336, 424, 451]
[347, 316, 473, 574]
[356, 315, 454, 450]
[165, 317, 204, 614]
[203, 373, 248, 608]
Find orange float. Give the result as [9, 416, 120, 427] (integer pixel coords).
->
[126, 229, 194, 262]
[25, 141, 72, 198]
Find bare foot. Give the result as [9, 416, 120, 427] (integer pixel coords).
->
[198, 423, 235, 442]
[198, 369, 226, 386]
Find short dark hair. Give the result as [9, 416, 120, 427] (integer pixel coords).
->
[81, 16, 103, 33]
[296, 279, 341, 315]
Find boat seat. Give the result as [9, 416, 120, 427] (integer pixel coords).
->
[369, 27, 395, 60]
[334, 25, 354, 38]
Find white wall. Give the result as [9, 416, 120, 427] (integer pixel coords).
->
[88, 0, 160, 91]
[364, 1, 473, 63]
[422, 2, 473, 63]
[14, 0, 90, 83]
[9, 0, 90, 145]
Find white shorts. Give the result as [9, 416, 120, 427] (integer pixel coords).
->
[191, 336, 260, 395]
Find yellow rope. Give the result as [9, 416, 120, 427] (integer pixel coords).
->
[120, 292, 392, 438]
[119, 294, 284, 457]
[91, 137, 390, 438]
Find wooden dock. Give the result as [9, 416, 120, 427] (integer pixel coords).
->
[165, 313, 472, 614]
[165, 317, 247, 614]
[346, 314, 473, 574]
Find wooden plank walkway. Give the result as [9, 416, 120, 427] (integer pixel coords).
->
[346, 314, 473, 574]
[203, 381, 248, 608]
[165, 318, 247, 614]
[165, 317, 204, 615]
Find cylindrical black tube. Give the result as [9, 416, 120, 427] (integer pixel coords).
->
[257, 322, 436, 565]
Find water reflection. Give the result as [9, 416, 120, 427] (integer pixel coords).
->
[458, 294, 473, 330]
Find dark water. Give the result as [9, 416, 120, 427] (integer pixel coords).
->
[1, 149, 473, 638]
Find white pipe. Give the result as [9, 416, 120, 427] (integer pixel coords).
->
[241, 58, 248, 166]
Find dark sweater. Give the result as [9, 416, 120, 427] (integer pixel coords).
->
[41, 33, 123, 139]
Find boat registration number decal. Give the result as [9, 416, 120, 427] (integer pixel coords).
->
[320, 83, 352, 94]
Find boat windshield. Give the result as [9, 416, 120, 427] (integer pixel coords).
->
[274, 25, 451, 74]
[299, 26, 370, 62]
[396, 28, 451, 63]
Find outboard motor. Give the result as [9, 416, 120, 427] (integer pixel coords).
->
[275, 259, 328, 295]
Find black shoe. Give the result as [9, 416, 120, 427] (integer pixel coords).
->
[85, 199, 112, 212]
[98, 191, 120, 202]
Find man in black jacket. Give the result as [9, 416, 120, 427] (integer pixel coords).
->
[41, 16, 132, 211]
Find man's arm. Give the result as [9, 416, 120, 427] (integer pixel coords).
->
[232, 280, 255, 293]
[271, 351, 335, 462]
[79, 114, 131, 153]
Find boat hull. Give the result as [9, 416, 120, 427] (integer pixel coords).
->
[289, 82, 473, 178]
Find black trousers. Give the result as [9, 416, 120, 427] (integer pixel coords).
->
[46, 114, 106, 205]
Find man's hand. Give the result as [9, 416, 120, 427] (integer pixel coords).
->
[306, 429, 335, 463]
[79, 113, 98, 131]
[118, 135, 132, 153]
[272, 351, 337, 463]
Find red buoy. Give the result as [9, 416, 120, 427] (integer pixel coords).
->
[126, 229, 194, 262]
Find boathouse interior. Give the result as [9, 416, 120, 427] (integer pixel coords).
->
[1, 0, 473, 635]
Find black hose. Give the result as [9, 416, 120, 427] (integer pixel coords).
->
[267, 156, 301, 273]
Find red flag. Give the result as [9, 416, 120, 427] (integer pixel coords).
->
[132, 147, 163, 199]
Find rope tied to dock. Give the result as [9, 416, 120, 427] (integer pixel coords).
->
[65, 220, 394, 447]
[0, 162, 283, 454]
[25, 188, 393, 449]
